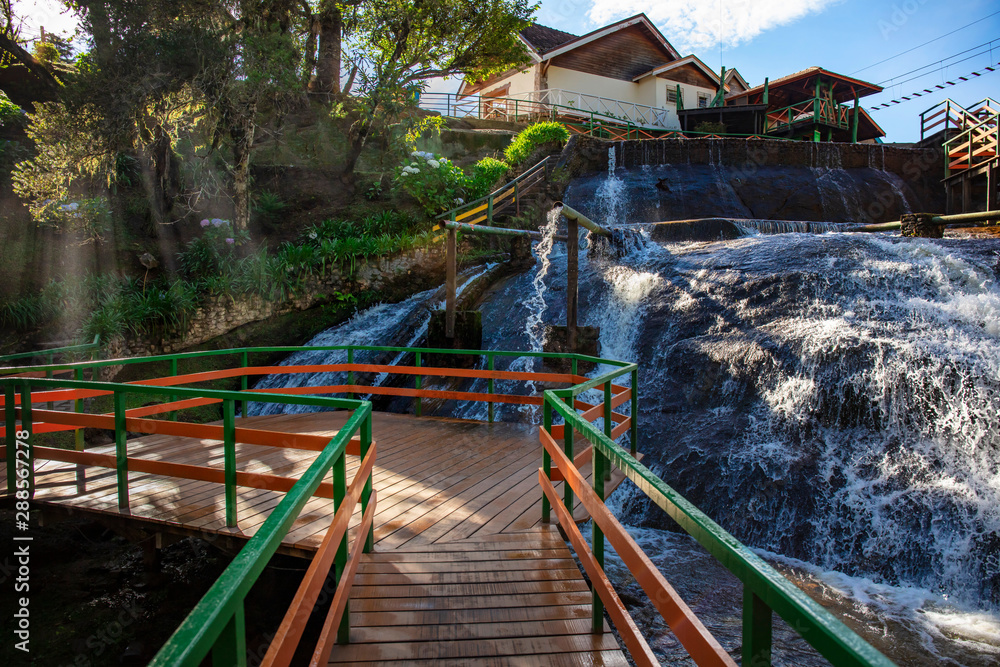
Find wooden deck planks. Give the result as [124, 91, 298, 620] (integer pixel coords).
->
[14, 410, 627, 664]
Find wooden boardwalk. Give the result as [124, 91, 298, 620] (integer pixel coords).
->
[11, 411, 629, 664]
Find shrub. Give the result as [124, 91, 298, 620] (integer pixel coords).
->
[693, 121, 727, 135]
[33, 42, 60, 65]
[178, 219, 248, 281]
[0, 91, 21, 127]
[468, 157, 510, 200]
[395, 150, 467, 216]
[504, 122, 569, 165]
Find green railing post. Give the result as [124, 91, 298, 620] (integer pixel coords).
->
[487, 194, 494, 224]
[562, 394, 574, 514]
[347, 348, 355, 400]
[211, 606, 247, 667]
[113, 391, 129, 511]
[332, 449, 350, 644]
[603, 381, 613, 482]
[18, 384, 34, 498]
[74, 368, 85, 451]
[414, 352, 422, 417]
[487, 354, 495, 423]
[4, 384, 15, 494]
[45, 357, 53, 410]
[169, 358, 178, 421]
[630, 368, 638, 455]
[240, 351, 248, 418]
[223, 399, 237, 527]
[743, 587, 773, 667]
[592, 406, 606, 634]
[541, 399, 552, 523]
[361, 411, 374, 552]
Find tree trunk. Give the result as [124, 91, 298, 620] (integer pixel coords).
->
[315, 1, 342, 96]
[229, 106, 257, 232]
[340, 127, 367, 188]
[302, 15, 319, 89]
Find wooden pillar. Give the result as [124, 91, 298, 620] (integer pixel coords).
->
[851, 92, 860, 144]
[962, 175, 971, 213]
[988, 162, 999, 224]
[445, 228, 457, 338]
[566, 218, 578, 352]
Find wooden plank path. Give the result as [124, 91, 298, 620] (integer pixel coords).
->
[8, 411, 629, 664]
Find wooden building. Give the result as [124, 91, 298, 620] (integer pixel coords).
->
[458, 14, 743, 131]
[724, 67, 885, 142]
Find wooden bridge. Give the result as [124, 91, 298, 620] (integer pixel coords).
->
[1, 345, 895, 667]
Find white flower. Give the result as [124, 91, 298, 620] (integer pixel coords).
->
[427, 160, 440, 169]
[411, 150, 420, 157]
[410, 162, 418, 167]
[453, 198, 464, 205]
[308, 231, 318, 239]
[400, 171, 408, 177]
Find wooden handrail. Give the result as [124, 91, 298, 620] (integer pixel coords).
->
[309, 492, 377, 666]
[262, 446, 377, 667]
[538, 471, 659, 666]
[540, 428, 737, 667]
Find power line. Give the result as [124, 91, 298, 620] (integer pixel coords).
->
[868, 61, 999, 110]
[888, 47, 997, 88]
[877, 38, 1000, 85]
[852, 9, 1000, 75]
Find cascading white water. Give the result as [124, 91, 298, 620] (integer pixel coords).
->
[595, 145, 629, 225]
[248, 264, 495, 415]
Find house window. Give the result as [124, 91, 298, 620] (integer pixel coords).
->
[667, 87, 678, 105]
[698, 92, 710, 109]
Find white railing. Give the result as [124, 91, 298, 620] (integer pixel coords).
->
[505, 89, 676, 129]
[419, 89, 678, 130]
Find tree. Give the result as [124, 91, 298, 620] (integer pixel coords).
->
[339, 0, 536, 184]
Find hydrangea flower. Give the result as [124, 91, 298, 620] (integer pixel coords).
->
[211, 218, 226, 226]
[427, 160, 440, 169]
[225, 238, 235, 244]
[200, 219, 210, 227]
[453, 198, 465, 205]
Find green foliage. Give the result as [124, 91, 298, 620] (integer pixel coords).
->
[0, 91, 22, 127]
[178, 219, 249, 281]
[252, 191, 288, 222]
[33, 42, 60, 65]
[694, 121, 727, 135]
[504, 122, 569, 165]
[468, 157, 510, 199]
[395, 151, 468, 216]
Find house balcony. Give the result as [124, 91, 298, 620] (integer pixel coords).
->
[765, 96, 853, 135]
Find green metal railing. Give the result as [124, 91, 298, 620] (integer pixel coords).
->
[539, 363, 895, 667]
[1, 369, 374, 666]
[420, 91, 793, 142]
[435, 155, 554, 228]
[0, 334, 100, 368]
[920, 97, 1000, 141]
[2, 343, 893, 665]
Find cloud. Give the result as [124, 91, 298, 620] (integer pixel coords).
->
[586, 0, 840, 52]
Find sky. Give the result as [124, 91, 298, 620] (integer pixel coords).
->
[10, 0, 1000, 142]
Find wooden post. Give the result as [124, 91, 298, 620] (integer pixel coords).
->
[851, 92, 860, 144]
[962, 175, 971, 213]
[762, 77, 769, 106]
[566, 218, 578, 352]
[445, 228, 457, 338]
[988, 162, 999, 221]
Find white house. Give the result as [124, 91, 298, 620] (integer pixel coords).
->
[457, 14, 746, 131]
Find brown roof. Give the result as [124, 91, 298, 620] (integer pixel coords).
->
[726, 66, 882, 105]
[520, 24, 578, 55]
